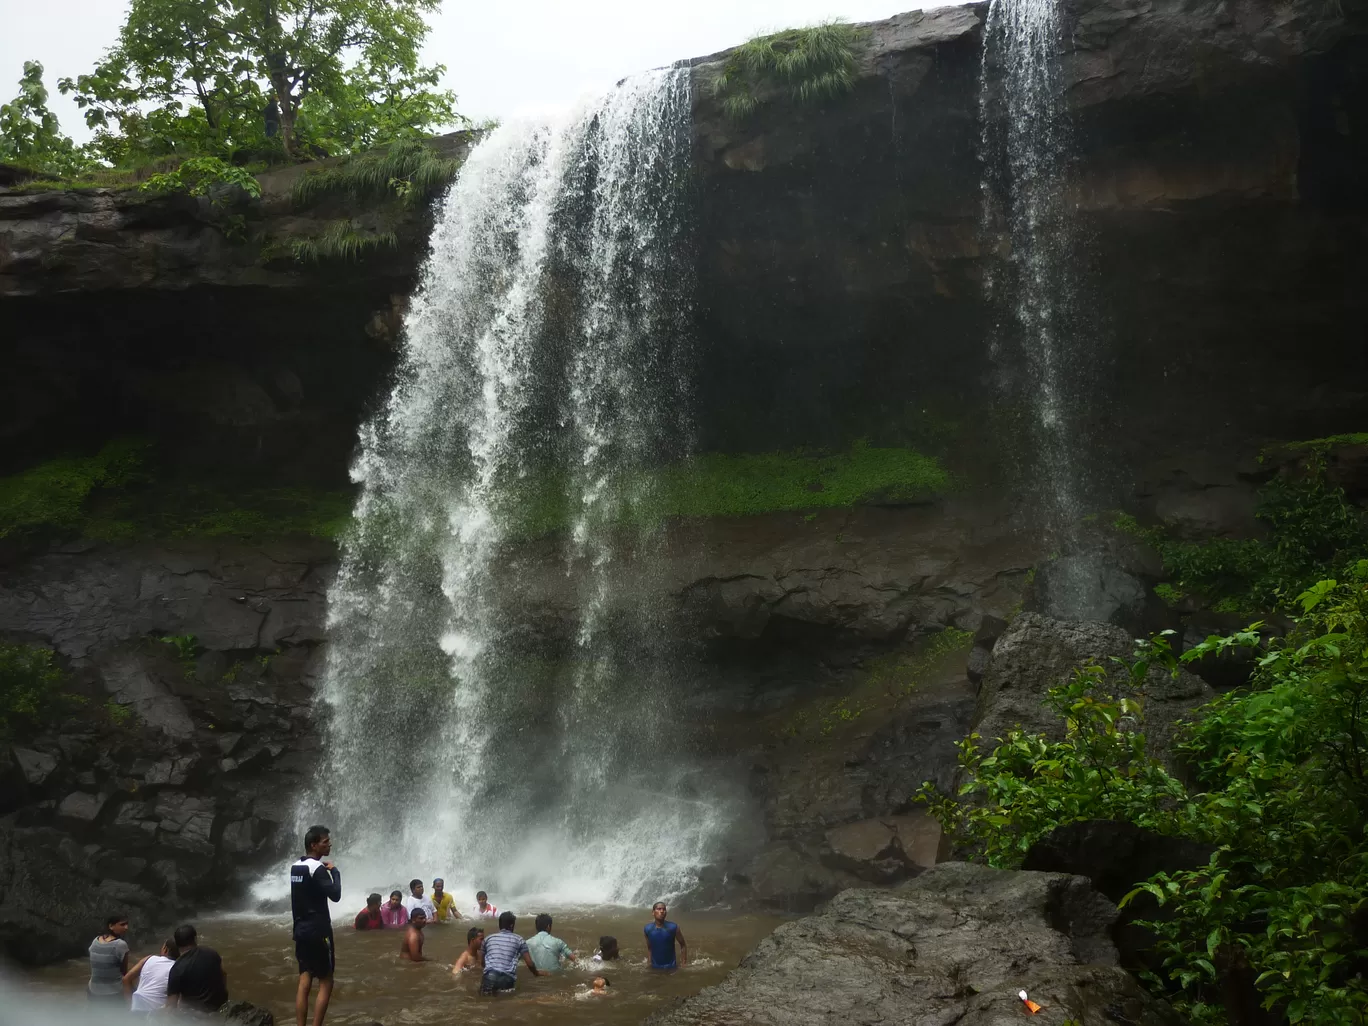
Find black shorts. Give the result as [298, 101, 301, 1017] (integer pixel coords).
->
[480, 970, 517, 995]
[296, 934, 335, 978]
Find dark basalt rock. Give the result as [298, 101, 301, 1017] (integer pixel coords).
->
[645, 862, 1180, 1026]
[974, 613, 1214, 767]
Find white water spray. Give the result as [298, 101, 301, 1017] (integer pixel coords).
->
[280, 68, 732, 910]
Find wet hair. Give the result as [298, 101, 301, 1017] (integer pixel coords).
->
[476, 890, 488, 901]
[366, 892, 382, 906]
[173, 924, 197, 948]
[535, 913, 552, 933]
[162, 938, 181, 960]
[467, 926, 484, 944]
[598, 936, 619, 959]
[498, 911, 516, 931]
[410, 908, 427, 921]
[409, 878, 423, 893]
[432, 878, 444, 886]
[389, 890, 403, 900]
[652, 901, 667, 911]
[304, 825, 329, 851]
[595, 976, 611, 987]
[106, 913, 129, 928]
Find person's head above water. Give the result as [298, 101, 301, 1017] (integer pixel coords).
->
[304, 824, 331, 858]
[476, 890, 489, 904]
[466, 926, 484, 949]
[592, 975, 610, 991]
[105, 913, 130, 937]
[366, 892, 381, 910]
[498, 911, 516, 931]
[388, 890, 403, 905]
[432, 877, 444, 894]
[410, 909, 427, 928]
[409, 878, 423, 897]
[652, 901, 668, 925]
[598, 936, 619, 959]
[534, 913, 552, 934]
[173, 923, 197, 950]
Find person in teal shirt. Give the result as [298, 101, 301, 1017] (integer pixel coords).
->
[526, 913, 576, 971]
[643, 901, 688, 969]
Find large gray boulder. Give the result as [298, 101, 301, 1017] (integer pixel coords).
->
[974, 613, 1213, 765]
[645, 861, 1179, 1026]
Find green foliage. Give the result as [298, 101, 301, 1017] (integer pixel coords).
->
[141, 156, 261, 200]
[291, 137, 460, 208]
[0, 61, 91, 176]
[0, 643, 70, 736]
[921, 570, 1368, 1024]
[1115, 456, 1368, 614]
[158, 634, 198, 663]
[58, 0, 459, 164]
[714, 22, 863, 121]
[501, 442, 950, 538]
[104, 699, 133, 726]
[0, 438, 150, 540]
[291, 219, 399, 263]
[866, 628, 975, 695]
[0, 443, 350, 541]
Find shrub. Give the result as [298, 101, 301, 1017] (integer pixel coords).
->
[920, 570, 1368, 1024]
[141, 157, 261, 201]
[291, 137, 459, 210]
[0, 643, 69, 736]
[291, 219, 399, 263]
[714, 22, 863, 121]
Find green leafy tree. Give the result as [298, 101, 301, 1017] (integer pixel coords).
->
[0, 61, 89, 175]
[61, 0, 460, 163]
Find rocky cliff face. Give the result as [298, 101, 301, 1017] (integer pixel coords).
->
[1, 0, 1366, 961]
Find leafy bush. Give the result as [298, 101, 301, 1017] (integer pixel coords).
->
[0, 61, 90, 177]
[920, 571, 1368, 1024]
[714, 22, 863, 121]
[141, 157, 261, 200]
[1118, 452, 1368, 614]
[0, 643, 69, 736]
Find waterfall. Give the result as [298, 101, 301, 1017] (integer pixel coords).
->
[296, 67, 729, 907]
[981, 0, 1108, 603]
[981, 0, 1096, 542]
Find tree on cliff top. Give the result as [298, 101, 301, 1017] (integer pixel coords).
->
[60, 0, 460, 163]
[0, 61, 88, 176]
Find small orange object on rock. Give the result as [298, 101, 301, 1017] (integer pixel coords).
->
[1018, 989, 1043, 1014]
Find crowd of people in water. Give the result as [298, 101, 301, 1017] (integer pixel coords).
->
[87, 825, 688, 1025]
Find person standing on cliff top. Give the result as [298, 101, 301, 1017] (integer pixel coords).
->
[643, 901, 687, 969]
[290, 825, 341, 1026]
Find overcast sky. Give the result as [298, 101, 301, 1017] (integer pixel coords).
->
[1, 0, 940, 142]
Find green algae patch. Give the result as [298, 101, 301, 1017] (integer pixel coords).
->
[656, 443, 950, 520]
[0, 441, 352, 543]
[0, 438, 150, 538]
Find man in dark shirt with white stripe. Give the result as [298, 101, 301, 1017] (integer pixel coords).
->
[291, 825, 341, 1026]
[480, 911, 545, 994]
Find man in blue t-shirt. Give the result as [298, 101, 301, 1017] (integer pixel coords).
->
[290, 825, 341, 1026]
[643, 901, 688, 969]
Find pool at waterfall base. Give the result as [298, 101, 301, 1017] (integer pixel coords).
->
[23, 908, 785, 1024]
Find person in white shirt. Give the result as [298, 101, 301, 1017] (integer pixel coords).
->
[474, 890, 498, 918]
[401, 879, 437, 921]
[124, 938, 179, 1010]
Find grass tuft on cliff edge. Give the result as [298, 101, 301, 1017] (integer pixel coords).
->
[714, 21, 864, 121]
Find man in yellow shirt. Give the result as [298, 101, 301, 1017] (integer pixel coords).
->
[431, 878, 461, 922]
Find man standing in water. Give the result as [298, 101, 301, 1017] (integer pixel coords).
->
[431, 878, 460, 922]
[291, 825, 341, 1026]
[644, 901, 688, 969]
[480, 911, 545, 994]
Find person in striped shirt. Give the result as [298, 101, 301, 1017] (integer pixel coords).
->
[479, 912, 544, 995]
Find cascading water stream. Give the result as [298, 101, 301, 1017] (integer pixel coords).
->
[282, 67, 732, 908]
[981, 0, 1108, 604]
[984, 0, 1099, 558]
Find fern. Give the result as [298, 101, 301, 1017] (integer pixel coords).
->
[291, 220, 399, 263]
[715, 21, 863, 121]
[292, 138, 460, 210]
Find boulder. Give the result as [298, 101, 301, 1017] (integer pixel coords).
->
[974, 613, 1214, 767]
[644, 862, 1179, 1026]
[965, 613, 1007, 686]
[737, 844, 861, 914]
[221, 1000, 275, 1025]
[1026, 553, 1165, 636]
[56, 791, 106, 824]
[13, 748, 59, 787]
[822, 813, 945, 883]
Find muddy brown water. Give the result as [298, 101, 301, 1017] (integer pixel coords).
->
[24, 909, 785, 1024]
